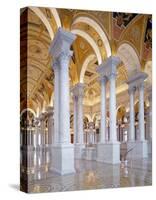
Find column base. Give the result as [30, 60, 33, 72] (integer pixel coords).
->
[84, 146, 96, 161]
[50, 144, 75, 175]
[74, 144, 85, 159]
[127, 140, 148, 159]
[96, 142, 120, 164]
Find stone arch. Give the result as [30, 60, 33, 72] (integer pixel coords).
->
[71, 29, 102, 64]
[117, 42, 141, 77]
[50, 8, 61, 28]
[80, 54, 96, 83]
[72, 16, 111, 57]
[30, 7, 54, 40]
[20, 108, 36, 117]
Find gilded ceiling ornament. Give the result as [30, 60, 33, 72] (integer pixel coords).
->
[97, 39, 102, 47]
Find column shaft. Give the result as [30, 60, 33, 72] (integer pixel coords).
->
[138, 83, 145, 141]
[100, 77, 107, 143]
[59, 53, 71, 143]
[53, 64, 60, 144]
[36, 125, 39, 146]
[148, 93, 152, 140]
[73, 96, 78, 144]
[72, 83, 84, 144]
[47, 113, 53, 145]
[40, 119, 45, 145]
[129, 88, 135, 141]
[77, 96, 84, 144]
[109, 74, 117, 142]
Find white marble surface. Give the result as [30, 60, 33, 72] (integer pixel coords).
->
[97, 142, 120, 164]
[20, 148, 152, 193]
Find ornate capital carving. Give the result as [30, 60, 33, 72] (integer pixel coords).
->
[58, 50, 73, 65]
[137, 81, 144, 90]
[97, 56, 121, 79]
[128, 85, 136, 94]
[46, 106, 54, 117]
[52, 50, 73, 71]
[34, 117, 40, 126]
[52, 59, 60, 71]
[71, 83, 85, 99]
[108, 72, 117, 80]
[127, 71, 148, 90]
[99, 75, 108, 84]
[49, 27, 76, 60]
[39, 112, 47, 121]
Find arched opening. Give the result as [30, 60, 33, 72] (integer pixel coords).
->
[71, 29, 102, 64]
[72, 16, 111, 57]
[117, 42, 141, 77]
[80, 54, 96, 83]
[30, 7, 54, 40]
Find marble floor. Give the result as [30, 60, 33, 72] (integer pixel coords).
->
[20, 148, 152, 193]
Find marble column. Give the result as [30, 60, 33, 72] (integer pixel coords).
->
[147, 91, 152, 154]
[71, 83, 85, 159]
[137, 80, 148, 158]
[46, 106, 54, 146]
[96, 56, 121, 164]
[126, 72, 148, 159]
[73, 96, 78, 144]
[149, 92, 152, 140]
[39, 113, 46, 148]
[49, 28, 76, 175]
[34, 118, 40, 147]
[108, 72, 117, 142]
[53, 61, 60, 144]
[99, 76, 107, 143]
[45, 106, 54, 170]
[138, 82, 145, 141]
[128, 86, 136, 141]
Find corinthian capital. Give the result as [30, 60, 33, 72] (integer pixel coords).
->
[71, 83, 85, 98]
[49, 27, 76, 60]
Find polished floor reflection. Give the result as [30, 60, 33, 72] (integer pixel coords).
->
[21, 148, 152, 193]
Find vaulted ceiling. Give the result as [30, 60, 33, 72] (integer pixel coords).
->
[20, 7, 152, 114]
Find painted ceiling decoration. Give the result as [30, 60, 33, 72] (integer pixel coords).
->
[112, 12, 138, 41]
[20, 7, 152, 115]
[144, 15, 152, 47]
[142, 15, 152, 62]
[113, 13, 138, 27]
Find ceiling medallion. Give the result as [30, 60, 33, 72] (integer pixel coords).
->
[97, 39, 102, 47]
